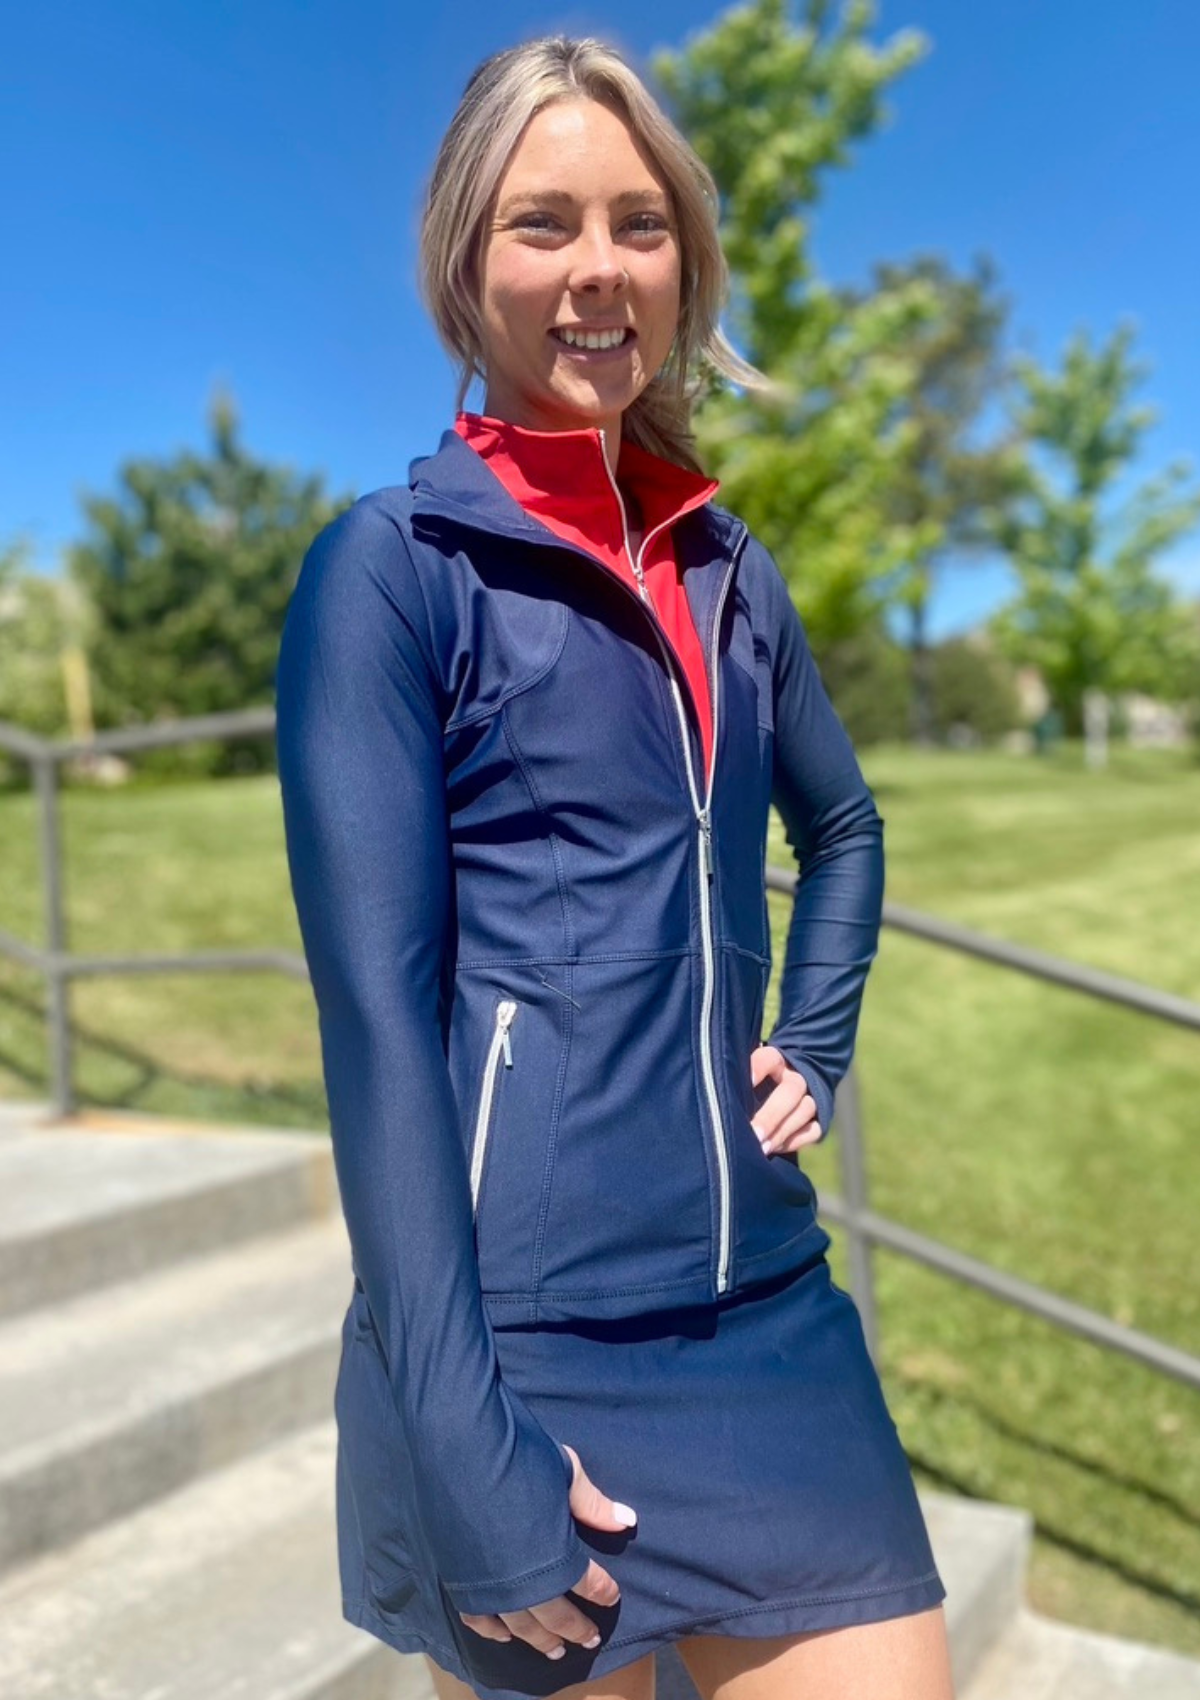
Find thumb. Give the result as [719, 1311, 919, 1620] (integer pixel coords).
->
[750, 1043, 784, 1089]
[561, 1443, 638, 1533]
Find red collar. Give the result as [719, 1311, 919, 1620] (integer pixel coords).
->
[453, 412, 718, 559]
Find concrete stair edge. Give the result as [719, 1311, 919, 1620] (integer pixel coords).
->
[0, 1212, 353, 1575]
[0, 1112, 337, 1319]
[0, 1419, 434, 1700]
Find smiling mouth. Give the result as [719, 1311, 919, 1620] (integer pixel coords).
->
[550, 326, 635, 352]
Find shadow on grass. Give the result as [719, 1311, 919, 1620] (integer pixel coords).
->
[901, 1377, 1200, 1620]
[0, 978, 326, 1130]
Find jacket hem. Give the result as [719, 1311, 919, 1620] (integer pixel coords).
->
[481, 1219, 831, 1324]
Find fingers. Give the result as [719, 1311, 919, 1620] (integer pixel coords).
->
[458, 1450, 629, 1659]
[562, 1443, 638, 1534]
[569, 1556, 621, 1608]
[460, 1580, 610, 1660]
[748, 1046, 821, 1154]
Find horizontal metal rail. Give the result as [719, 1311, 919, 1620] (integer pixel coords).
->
[765, 860, 1200, 1388]
[815, 1191, 1200, 1392]
[3, 711, 1197, 1405]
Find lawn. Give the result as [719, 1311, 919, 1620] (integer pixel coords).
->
[1, 740, 1197, 1654]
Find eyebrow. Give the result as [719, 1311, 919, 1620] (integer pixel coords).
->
[496, 187, 671, 218]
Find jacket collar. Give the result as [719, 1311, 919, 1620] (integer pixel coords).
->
[408, 427, 744, 564]
[452, 411, 718, 566]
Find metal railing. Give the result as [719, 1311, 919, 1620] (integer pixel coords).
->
[0, 711, 308, 1114]
[2, 710, 1197, 1399]
[765, 865, 1200, 1393]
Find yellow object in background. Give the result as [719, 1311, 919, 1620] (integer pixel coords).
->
[60, 644, 94, 743]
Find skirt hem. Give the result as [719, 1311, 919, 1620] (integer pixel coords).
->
[345, 1567, 947, 1700]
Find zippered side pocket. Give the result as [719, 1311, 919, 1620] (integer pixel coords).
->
[469, 998, 519, 1217]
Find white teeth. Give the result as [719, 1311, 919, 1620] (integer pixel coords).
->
[556, 327, 629, 350]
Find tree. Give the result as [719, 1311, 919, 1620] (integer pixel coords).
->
[0, 538, 74, 743]
[929, 634, 1020, 745]
[990, 323, 1200, 757]
[816, 620, 912, 747]
[68, 390, 353, 775]
[849, 253, 1020, 742]
[655, 0, 946, 651]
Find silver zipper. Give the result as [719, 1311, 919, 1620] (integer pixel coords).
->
[469, 998, 519, 1215]
[598, 432, 736, 1293]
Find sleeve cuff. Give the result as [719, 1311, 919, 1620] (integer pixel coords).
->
[442, 1539, 591, 1617]
[764, 1037, 835, 1140]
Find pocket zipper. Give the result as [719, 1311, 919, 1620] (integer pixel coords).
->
[469, 999, 519, 1215]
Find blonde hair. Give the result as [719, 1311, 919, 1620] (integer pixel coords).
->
[418, 35, 764, 472]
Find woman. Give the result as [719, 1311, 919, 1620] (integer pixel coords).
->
[275, 34, 953, 1700]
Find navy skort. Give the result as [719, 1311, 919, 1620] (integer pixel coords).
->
[346, 1245, 945, 1699]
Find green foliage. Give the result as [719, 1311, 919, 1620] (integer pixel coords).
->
[655, 0, 946, 650]
[816, 621, 912, 746]
[68, 390, 353, 776]
[0, 538, 74, 746]
[990, 323, 1200, 732]
[928, 634, 1021, 744]
[857, 254, 1022, 739]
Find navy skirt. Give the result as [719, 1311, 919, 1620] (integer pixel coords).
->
[407, 1247, 944, 1699]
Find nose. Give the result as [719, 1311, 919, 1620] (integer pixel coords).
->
[568, 221, 628, 297]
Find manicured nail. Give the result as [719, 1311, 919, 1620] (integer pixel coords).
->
[613, 1501, 638, 1526]
[547, 1645, 566, 1659]
[751, 1123, 767, 1144]
[583, 1633, 602, 1648]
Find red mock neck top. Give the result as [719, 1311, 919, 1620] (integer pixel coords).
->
[454, 411, 720, 780]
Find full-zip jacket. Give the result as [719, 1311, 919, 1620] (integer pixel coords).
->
[274, 426, 885, 1625]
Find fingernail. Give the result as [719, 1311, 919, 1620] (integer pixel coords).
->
[613, 1501, 638, 1526]
[751, 1123, 766, 1144]
[547, 1645, 566, 1660]
[583, 1633, 601, 1648]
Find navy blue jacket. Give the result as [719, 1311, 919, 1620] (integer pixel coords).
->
[274, 427, 884, 1620]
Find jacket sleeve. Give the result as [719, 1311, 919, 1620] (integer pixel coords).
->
[274, 496, 589, 1616]
[756, 544, 885, 1139]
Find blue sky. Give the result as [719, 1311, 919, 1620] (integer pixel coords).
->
[4, 0, 1198, 636]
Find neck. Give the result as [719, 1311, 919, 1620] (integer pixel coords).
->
[478, 392, 623, 475]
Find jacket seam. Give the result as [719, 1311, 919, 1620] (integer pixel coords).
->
[443, 603, 570, 732]
[531, 958, 575, 1309]
[737, 1223, 825, 1264]
[480, 1224, 826, 1305]
[455, 948, 695, 968]
[501, 705, 577, 960]
[717, 940, 772, 968]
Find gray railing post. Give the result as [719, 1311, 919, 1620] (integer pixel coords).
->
[835, 1064, 880, 1364]
[32, 750, 73, 1116]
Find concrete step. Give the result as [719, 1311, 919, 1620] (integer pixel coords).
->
[965, 1606, 1200, 1699]
[0, 1209, 352, 1573]
[920, 1489, 1032, 1693]
[0, 1419, 435, 1700]
[0, 1104, 337, 1319]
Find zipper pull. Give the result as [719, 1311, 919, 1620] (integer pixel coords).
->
[698, 812, 714, 882]
[497, 999, 518, 1066]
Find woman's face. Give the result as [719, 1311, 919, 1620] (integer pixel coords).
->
[478, 98, 682, 442]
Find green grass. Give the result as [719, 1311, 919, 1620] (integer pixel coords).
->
[1, 740, 1197, 1655]
[768, 742, 1200, 1658]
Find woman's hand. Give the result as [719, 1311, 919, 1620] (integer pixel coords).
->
[749, 1044, 823, 1154]
[458, 1443, 635, 1659]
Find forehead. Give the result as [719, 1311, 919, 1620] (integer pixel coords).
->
[496, 98, 669, 200]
